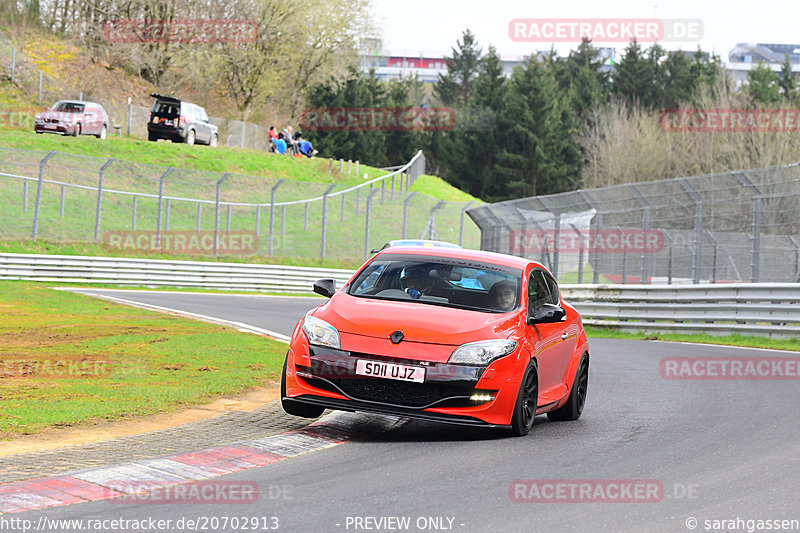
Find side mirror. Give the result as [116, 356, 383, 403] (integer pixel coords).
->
[313, 278, 336, 298]
[527, 303, 566, 325]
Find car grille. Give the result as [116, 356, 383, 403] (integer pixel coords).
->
[327, 378, 470, 408]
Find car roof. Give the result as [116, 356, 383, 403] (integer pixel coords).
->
[376, 246, 537, 270]
[386, 239, 461, 249]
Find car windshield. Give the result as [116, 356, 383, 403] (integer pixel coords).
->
[52, 102, 84, 113]
[347, 253, 522, 313]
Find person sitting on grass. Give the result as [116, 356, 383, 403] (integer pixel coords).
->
[274, 132, 287, 155]
[268, 126, 278, 153]
[297, 134, 318, 158]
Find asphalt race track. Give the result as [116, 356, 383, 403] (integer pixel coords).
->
[11, 290, 800, 533]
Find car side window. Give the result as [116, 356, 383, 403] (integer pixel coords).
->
[528, 270, 552, 314]
[198, 108, 209, 122]
[543, 272, 560, 305]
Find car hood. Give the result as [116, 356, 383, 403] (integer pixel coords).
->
[312, 292, 520, 349]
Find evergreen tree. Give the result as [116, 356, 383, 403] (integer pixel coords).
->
[779, 53, 797, 103]
[435, 29, 482, 107]
[746, 62, 781, 106]
[494, 56, 582, 199]
[612, 40, 653, 107]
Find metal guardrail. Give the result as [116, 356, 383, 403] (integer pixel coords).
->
[0, 253, 355, 293]
[560, 283, 800, 337]
[3, 253, 799, 337]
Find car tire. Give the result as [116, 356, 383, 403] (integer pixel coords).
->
[185, 129, 196, 146]
[72, 124, 81, 137]
[96, 125, 107, 140]
[547, 353, 589, 422]
[148, 132, 158, 142]
[508, 360, 538, 437]
[209, 133, 218, 147]
[281, 355, 324, 418]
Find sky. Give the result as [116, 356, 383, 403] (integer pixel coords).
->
[369, 0, 800, 60]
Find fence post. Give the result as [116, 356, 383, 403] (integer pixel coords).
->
[31, 151, 56, 240]
[196, 203, 202, 232]
[578, 190, 602, 284]
[94, 158, 115, 241]
[59, 185, 65, 217]
[155, 168, 174, 249]
[679, 179, 704, 284]
[381, 180, 385, 204]
[364, 189, 379, 258]
[348, 159, 352, 175]
[790, 236, 800, 282]
[165, 199, 171, 232]
[459, 201, 475, 247]
[304, 202, 309, 231]
[127, 99, 132, 137]
[132, 196, 138, 230]
[391, 175, 395, 201]
[629, 184, 651, 284]
[340, 193, 345, 222]
[214, 173, 230, 257]
[402, 192, 418, 239]
[736, 172, 763, 283]
[705, 230, 718, 283]
[320, 184, 337, 260]
[328, 158, 333, 174]
[570, 224, 584, 283]
[269, 179, 286, 256]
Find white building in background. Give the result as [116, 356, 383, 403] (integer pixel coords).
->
[360, 44, 800, 87]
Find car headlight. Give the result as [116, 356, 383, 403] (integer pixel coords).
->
[34, 116, 43, 124]
[301, 315, 341, 349]
[449, 339, 517, 365]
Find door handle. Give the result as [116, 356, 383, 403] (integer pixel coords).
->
[561, 332, 568, 340]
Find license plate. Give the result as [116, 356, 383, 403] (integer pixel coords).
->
[44, 124, 57, 129]
[355, 359, 425, 383]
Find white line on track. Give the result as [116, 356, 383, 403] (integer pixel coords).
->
[55, 288, 292, 343]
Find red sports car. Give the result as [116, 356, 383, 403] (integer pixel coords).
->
[282, 247, 589, 436]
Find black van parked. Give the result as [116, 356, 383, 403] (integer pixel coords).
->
[147, 94, 219, 146]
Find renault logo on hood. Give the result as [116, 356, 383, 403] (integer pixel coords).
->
[390, 330, 404, 344]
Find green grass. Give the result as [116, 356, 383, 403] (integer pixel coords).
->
[0, 129, 379, 185]
[0, 130, 483, 262]
[0, 281, 288, 439]
[585, 325, 800, 352]
[411, 174, 479, 203]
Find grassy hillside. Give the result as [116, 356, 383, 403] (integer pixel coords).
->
[0, 129, 483, 268]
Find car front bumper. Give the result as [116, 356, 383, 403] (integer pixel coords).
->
[285, 345, 521, 427]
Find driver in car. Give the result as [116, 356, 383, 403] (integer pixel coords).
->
[489, 280, 517, 311]
[400, 265, 435, 299]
